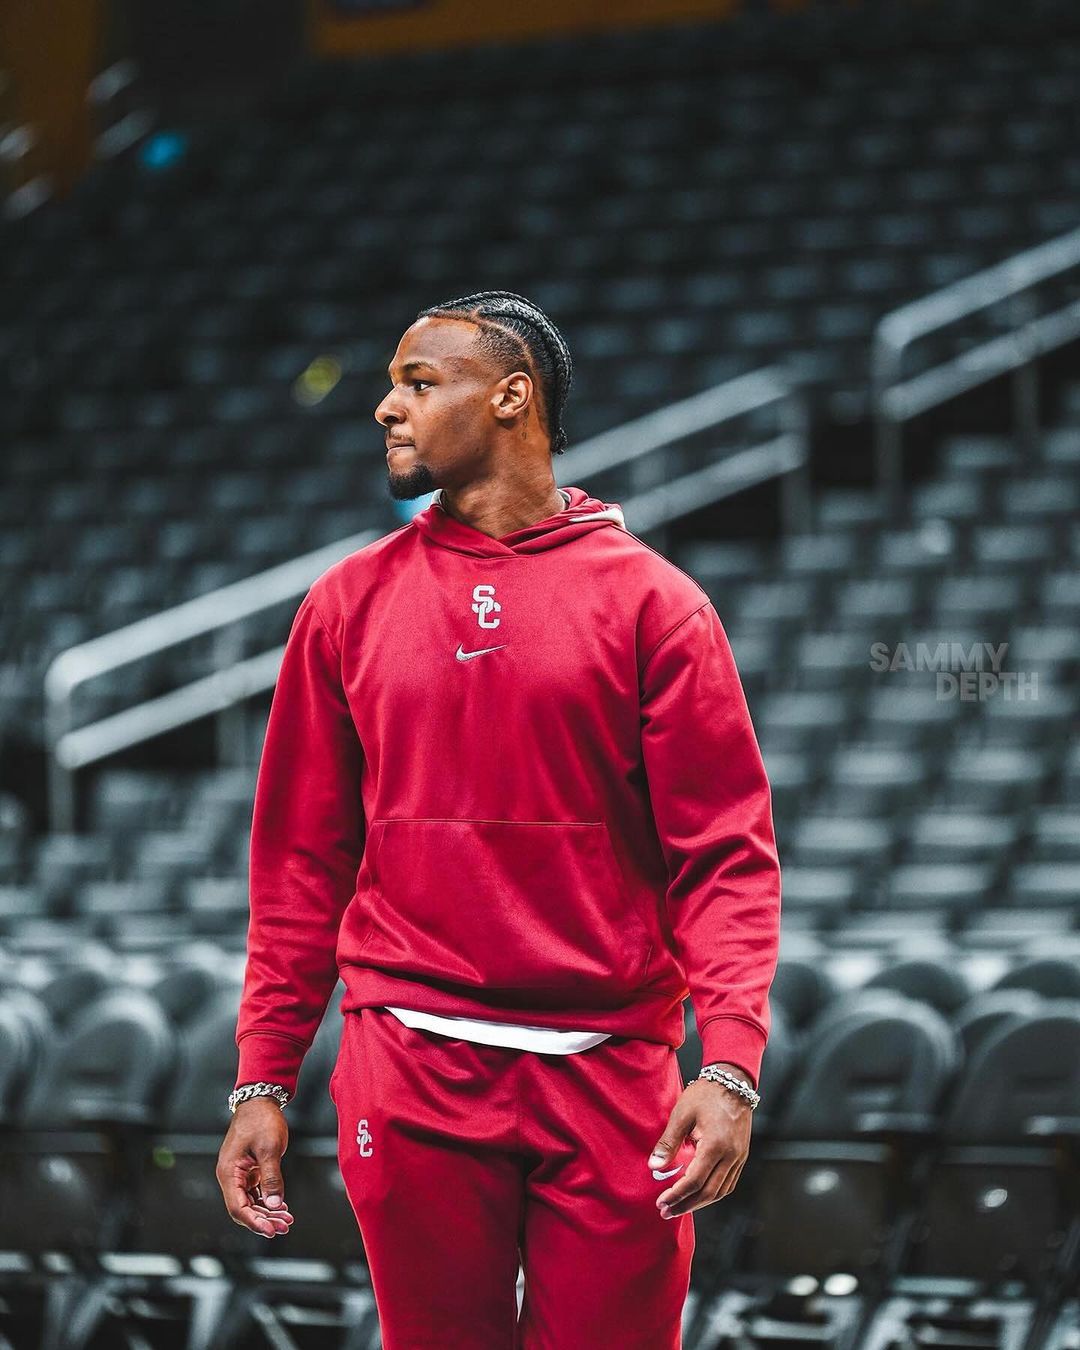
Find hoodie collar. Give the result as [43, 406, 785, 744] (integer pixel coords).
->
[413, 485, 626, 558]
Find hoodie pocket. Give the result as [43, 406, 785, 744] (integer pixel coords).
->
[358, 818, 653, 1007]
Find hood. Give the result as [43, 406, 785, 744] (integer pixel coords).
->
[411, 485, 626, 558]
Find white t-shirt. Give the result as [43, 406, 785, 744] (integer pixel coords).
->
[383, 1006, 612, 1053]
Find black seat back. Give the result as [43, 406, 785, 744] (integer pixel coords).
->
[942, 999, 1080, 1145]
[746, 998, 958, 1278]
[20, 989, 176, 1128]
[993, 958, 1080, 1001]
[908, 1001, 1080, 1284]
[951, 988, 1043, 1063]
[781, 994, 959, 1139]
[864, 957, 973, 1016]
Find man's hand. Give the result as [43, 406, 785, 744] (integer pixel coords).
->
[216, 1098, 296, 1239]
[647, 1062, 754, 1220]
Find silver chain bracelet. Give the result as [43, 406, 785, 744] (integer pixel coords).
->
[228, 1081, 291, 1114]
[686, 1064, 761, 1110]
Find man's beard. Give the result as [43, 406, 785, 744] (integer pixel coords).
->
[387, 460, 437, 501]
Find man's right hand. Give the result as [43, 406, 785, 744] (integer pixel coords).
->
[216, 1098, 296, 1239]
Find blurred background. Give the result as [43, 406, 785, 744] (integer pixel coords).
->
[1, 0, 1079, 1346]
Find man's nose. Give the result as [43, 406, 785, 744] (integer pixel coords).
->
[374, 392, 403, 427]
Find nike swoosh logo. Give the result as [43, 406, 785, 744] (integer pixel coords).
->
[652, 1165, 684, 1180]
[456, 644, 506, 661]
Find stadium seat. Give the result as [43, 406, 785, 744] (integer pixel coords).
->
[902, 1001, 1080, 1284]
[1, 990, 175, 1258]
[993, 957, 1080, 999]
[864, 958, 973, 1015]
[951, 988, 1045, 1058]
[741, 995, 959, 1278]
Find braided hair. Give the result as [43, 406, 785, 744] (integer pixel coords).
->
[416, 290, 574, 454]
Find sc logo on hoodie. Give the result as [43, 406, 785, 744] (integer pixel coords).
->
[472, 584, 502, 629]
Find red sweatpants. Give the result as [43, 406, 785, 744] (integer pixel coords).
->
[329, 1006, 696, 1349]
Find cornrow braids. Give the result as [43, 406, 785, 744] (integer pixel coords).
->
[416, 289, 574, 453]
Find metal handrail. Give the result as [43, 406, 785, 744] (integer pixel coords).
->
[44, 532, 376, 831]
[562, 366, 809, 538]
[872, 223, 1080, 517]
[44, 367, 807, 831]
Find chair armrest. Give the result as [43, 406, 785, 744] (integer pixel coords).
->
[1025, 1115, 1080, 1142]
[73, 1098, 152, 1127]
[853, 1111, 937, 1140]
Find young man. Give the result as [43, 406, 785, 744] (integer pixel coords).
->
[218, 290, 781, 1348]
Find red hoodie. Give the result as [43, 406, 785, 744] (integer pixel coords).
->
[234, 485, 781, 1095]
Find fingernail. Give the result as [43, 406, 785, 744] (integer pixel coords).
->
[648, 1154, 666, 1168]
[265, 1195, 282, 1209]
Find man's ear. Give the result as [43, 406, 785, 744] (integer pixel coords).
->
[492, 371, 534, 424]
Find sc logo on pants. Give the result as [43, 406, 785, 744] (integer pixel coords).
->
[356, 1119, 374, 1157]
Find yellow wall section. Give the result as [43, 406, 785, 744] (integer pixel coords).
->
[0, 0, 102, 192]
[311, 0, 741, 57]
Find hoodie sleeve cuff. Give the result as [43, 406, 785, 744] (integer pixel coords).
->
[235, 1033, 308, 1098]
[697, 1016, 767, 1091]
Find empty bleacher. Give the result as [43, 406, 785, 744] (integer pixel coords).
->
[4, 0, 1080, 740]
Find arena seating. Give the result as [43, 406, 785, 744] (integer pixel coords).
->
[3, 0, 1080, 739]
[1, 1, 1078, 1345]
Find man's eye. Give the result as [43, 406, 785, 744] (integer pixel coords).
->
[412, 380, 431, 390]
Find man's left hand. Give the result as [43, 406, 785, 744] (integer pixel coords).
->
[647, 1062, 754, 1219]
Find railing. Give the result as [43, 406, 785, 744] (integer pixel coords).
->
[44, 534, 376, 832]
[563, 367, 809, 543]
[44, 367, 808, 831]
[872, 223, 1080, 518]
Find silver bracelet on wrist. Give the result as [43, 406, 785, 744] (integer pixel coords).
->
[686, 1064, 761, 1110]
[228, 1081, 291, 1114]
